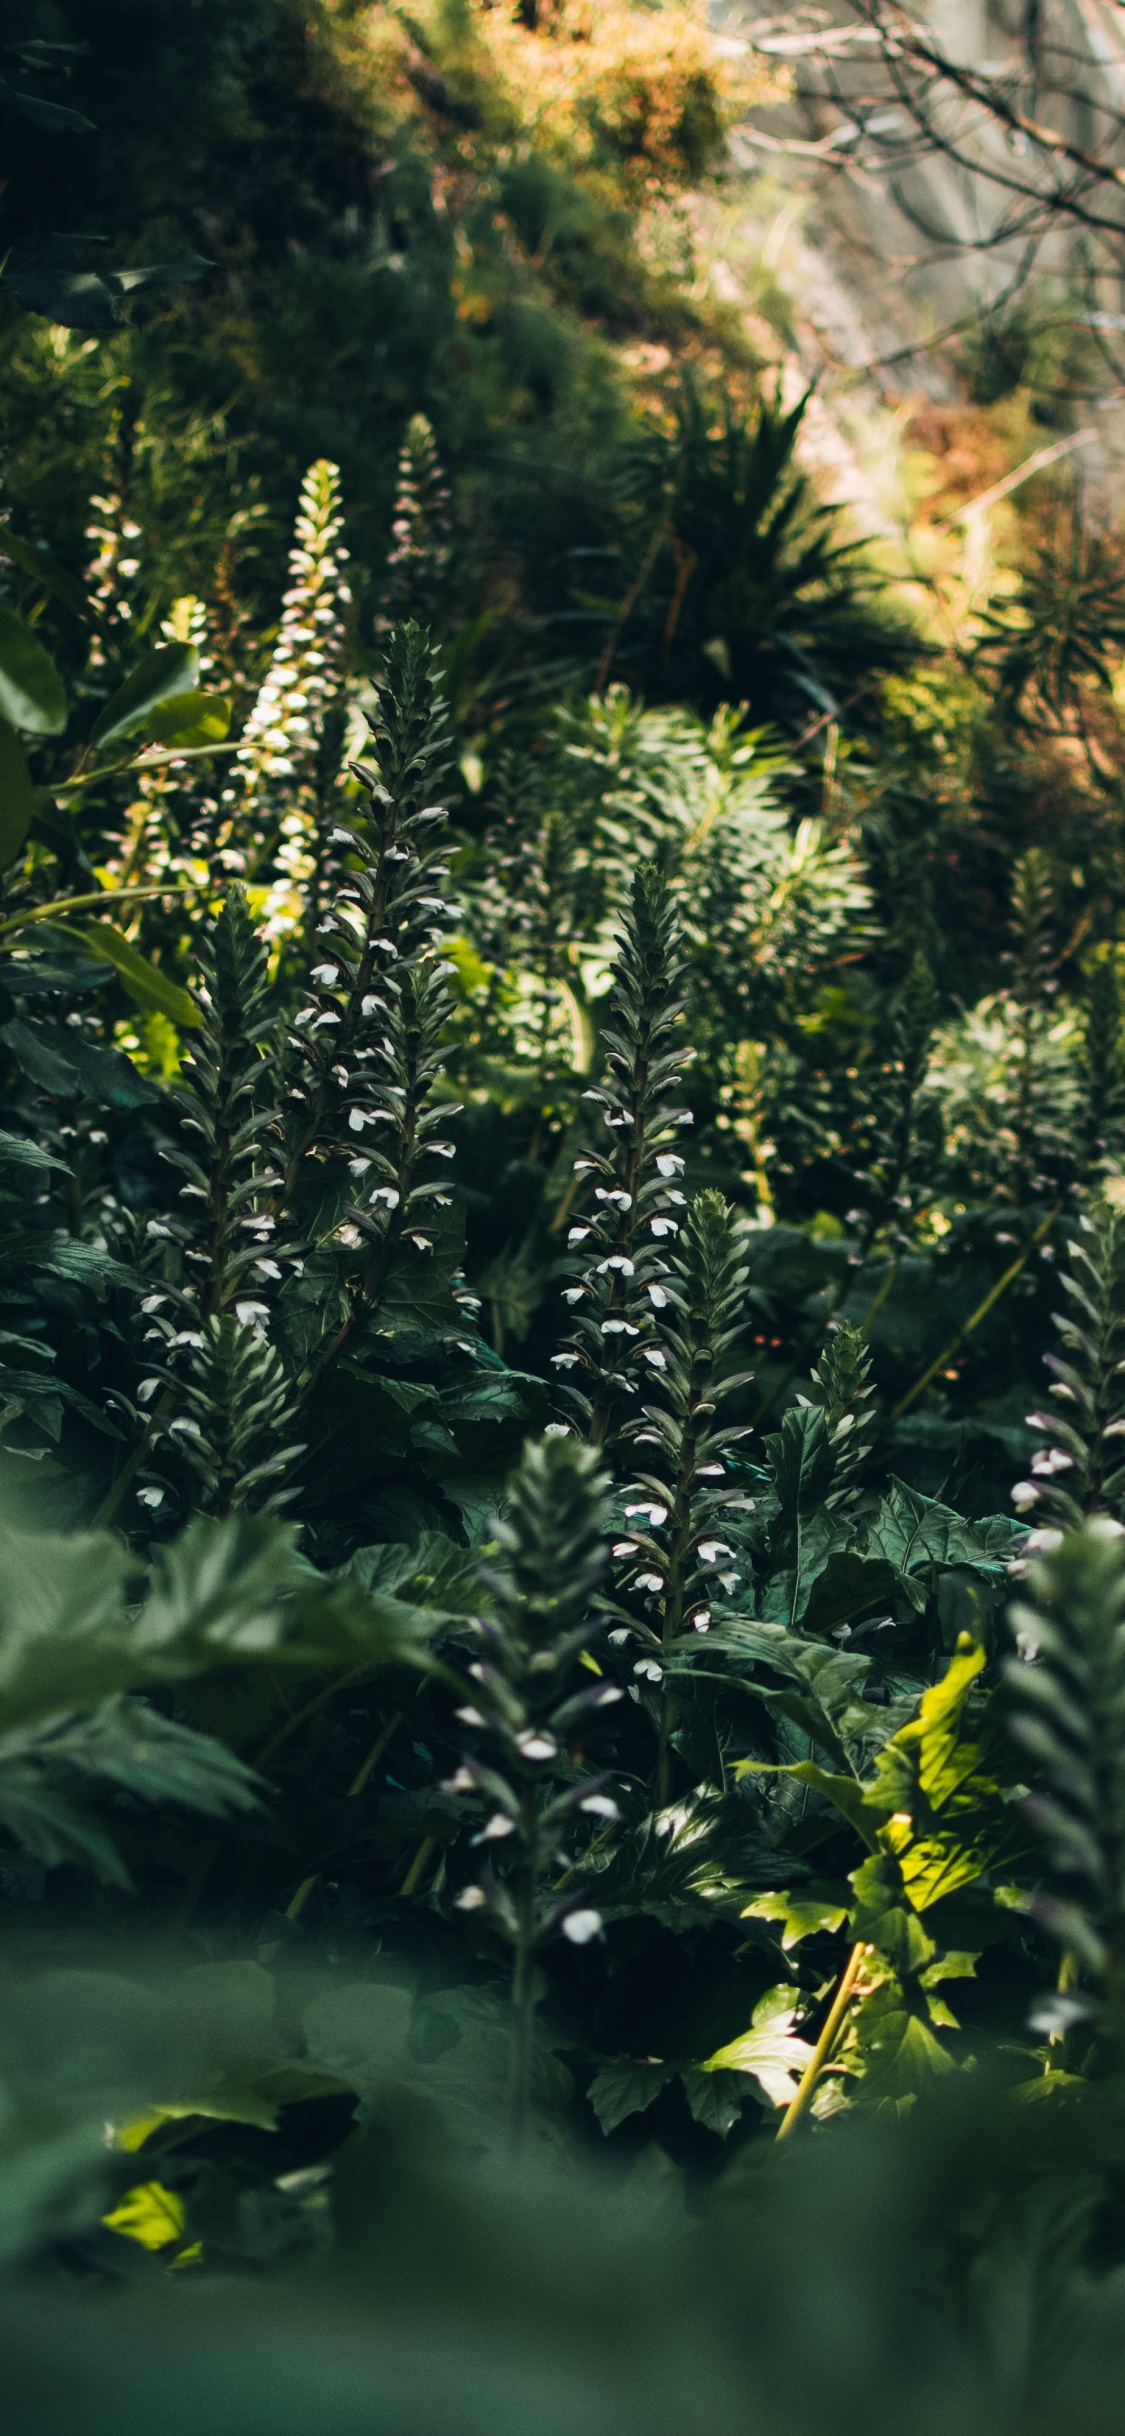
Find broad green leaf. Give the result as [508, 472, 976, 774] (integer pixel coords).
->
[142, 690, 231, 746]
[89, 643, 199, 750]
[680, 2067, 749, 2137]
[0, 1015, 158, 1106]
[74, 922, 201, 1029]
[0, 80, 96, 135]
[108, 250, 213, 297]
[4, 264, 124, 328]
[0, 528, 85, 617]
[866, 1480, 1022, 1579]
[735, 1755, 877, 1844]
[765, 1403, 834, 1521]
[849, 1850, 937, 1977]
[701, 1986, 815, 2107]
[0, 1126, 66, 1173]
[847, 1983, 958, 2101]
[741, 1884, 850, 1949]
[801, 1552, 901, 1637]
[0, 605, 66, 735]
[0, 719, 38, 867]
[587, 2057, 676, 2134]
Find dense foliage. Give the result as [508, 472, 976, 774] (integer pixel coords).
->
[6, 5, 1125, 2427]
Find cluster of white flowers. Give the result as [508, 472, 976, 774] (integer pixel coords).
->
[228, 459, 352, 940]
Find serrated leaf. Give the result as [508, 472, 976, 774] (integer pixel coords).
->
[701, 1986, 815, 2107]
[741, 1884, 850, 1948]
[587, 2057, 676, 2133]
[102, 2180, 184, 2252]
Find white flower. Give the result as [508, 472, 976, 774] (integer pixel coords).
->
[625, 1503, 668, 1525]
[136, 1378, 163, 1403]
[650, 1218, 678, 1237]
[691, 1611, 711, 1632]
[608, 1628, 632, 1645]
[647, 1285, 669, 1308]
[562, 1289, 586, 1305]
[441, 1767, 476, 1793]
[656, 1155, 684, 1176]
[634, 1658, 663, 1680]
[472, 1814, 516, 1843]
[1031, 1448, 1073, 1476]
[580, 1794, 618, 1818]
[1011, 1481, 1040, 1511]
[596, 1256, 635, 1276]
[518, 1734, 557, 1761]
[562, 1909, 603, 1945]
[642, 1348, 667, 1369]
[612, 1540, 637, 1557]
[235, 1300, 270, 1325]
[568, 1226, 593, 1245]
[136, 1486, 165, 1509]
[455, 1886, 488, 1911]
[635, 1572, 664, 1593]
[456, 1706, 485, 1727]
[552, 1353, 581, 1369]
[310, 964, 340, 984]
[698, 1541, 733, 1563]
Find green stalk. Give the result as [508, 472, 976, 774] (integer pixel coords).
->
[892, 1203, 1059, 1420]
[776, 1941, 868, 2141]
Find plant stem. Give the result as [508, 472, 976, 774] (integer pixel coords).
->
[776, 1941, 868, 2140]
[891, 1204, 1059, 1420]
[508, 1813, 539, 2148]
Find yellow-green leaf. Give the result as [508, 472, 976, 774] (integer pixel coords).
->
[103, 2180, 185, 2252]
[90, 643, 199, 750]
[142, 691, 231, 747]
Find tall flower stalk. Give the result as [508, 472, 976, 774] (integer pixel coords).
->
[554, 865, 693, 1452]
[446, 1435, 620, 2141]
[612, 1189, 753, 1801]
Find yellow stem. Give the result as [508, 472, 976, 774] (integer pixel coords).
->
[776, 1942, 869, 2141]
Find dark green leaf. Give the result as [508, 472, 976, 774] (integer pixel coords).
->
[587, 2057, 675, 2133]
[73, 923, 201, 1029]
[0, 606, 66, 735]
[0, 528, 85, 617]
[90, 644, 200, 750]
[0, 719, 38, 867]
